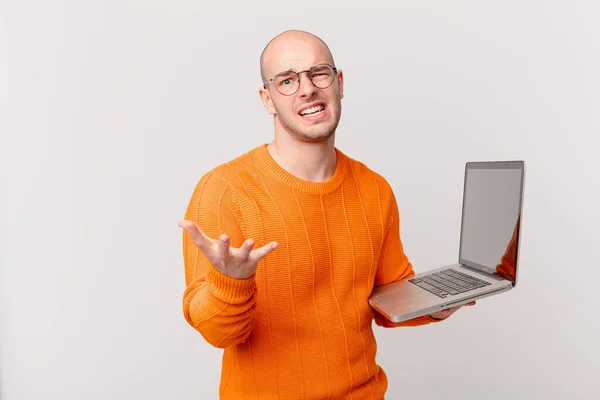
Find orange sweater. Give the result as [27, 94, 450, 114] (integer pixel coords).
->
[182, 144, 438, 400]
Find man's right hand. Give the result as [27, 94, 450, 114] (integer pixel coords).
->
[179, 220, 278, 279]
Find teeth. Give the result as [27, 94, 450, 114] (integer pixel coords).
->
[300, 105, 324, 115]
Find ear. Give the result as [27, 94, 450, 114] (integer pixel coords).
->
[259, 87, 276, 115]
[337, 69, 344, 100]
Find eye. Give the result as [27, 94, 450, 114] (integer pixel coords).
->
[275, 73, 296, 87]
[311, 71, 330, 81]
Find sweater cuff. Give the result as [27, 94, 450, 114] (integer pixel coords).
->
[206, 265, 256, 302]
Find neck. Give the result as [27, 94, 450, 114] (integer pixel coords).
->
[267, 134, 337, 183]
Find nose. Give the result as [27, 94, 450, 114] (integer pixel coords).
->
[296, 72, 318, 98]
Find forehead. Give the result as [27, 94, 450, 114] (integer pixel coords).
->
[264, 36, 333, 75]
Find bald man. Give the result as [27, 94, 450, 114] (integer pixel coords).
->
[179, 30, 473, 400]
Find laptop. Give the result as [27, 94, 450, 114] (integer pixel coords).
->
[369, 161, 525, 323]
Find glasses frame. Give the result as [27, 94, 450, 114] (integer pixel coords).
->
[263, 63, 338, 96]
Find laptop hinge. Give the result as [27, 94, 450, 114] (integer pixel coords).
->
[460, 264, 506, 282]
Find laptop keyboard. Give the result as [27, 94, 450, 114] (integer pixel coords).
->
[408, 268, 491, 299]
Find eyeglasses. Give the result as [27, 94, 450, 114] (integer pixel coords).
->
[263, 63, 338, 96]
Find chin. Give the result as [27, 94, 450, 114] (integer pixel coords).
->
[277, 113, 340, 143]
[296, 129, 335, 143]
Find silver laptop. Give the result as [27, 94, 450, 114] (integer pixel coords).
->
[369, 161, 525, 323]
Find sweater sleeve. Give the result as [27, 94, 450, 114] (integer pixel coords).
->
[181, 171, 257, 348]
[372, 189, 440, 328]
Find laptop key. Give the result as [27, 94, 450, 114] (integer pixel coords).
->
[415, 282, 439, 292]
[425, 277, 459, 295]
[409, 281, 446, 298]
[423, 278, 454, 293]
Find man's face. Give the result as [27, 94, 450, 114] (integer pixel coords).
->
[260, 37, 344, 143]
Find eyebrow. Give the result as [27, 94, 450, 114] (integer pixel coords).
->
[276, 69, 295, 75]
[275, 64, 330, 76]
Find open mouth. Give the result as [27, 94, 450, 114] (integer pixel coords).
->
[299, 104, 326, 117]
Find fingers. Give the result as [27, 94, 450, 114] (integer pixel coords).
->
[248, 241, 278, 263]
[217, 234, 230, 259]
[237, 238, 255, 261]
[430, 309, 451, 320]
[431, 301, 476, 320]
[179, 220, 210, 250]
[179, 218, 278, 265]
[441, 308, 454, 317]
[447, 302, 474, 314]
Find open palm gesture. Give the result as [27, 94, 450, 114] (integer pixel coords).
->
[179, 220, 278, 279]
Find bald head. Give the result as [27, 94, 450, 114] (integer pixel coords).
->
[260, 30, 335, 83]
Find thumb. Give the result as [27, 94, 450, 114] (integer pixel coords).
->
[179, 220, 198, 234]
[178, 220, 208, 249]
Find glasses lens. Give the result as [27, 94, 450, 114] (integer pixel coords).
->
[309, 64, 335, 89]
[272, 64, 336, 95]
[274, 72, 299, 95]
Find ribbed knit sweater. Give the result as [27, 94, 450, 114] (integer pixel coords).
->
[182, 144, 438, 400]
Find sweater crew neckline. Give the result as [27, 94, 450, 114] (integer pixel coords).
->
[252, 143, 348, 195]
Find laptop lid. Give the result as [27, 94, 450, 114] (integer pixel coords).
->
[458, 161, 525, 287]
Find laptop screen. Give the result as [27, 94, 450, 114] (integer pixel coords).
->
[458, 161, 524, 283]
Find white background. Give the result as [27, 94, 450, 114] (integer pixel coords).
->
[1, 1, 599, 399]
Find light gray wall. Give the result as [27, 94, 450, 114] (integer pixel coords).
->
[2, 1, 598, 399]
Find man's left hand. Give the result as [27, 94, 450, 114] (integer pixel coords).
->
[429, 301, 476, 320]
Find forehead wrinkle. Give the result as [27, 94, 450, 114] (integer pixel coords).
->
[269, 51, 331, 78]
